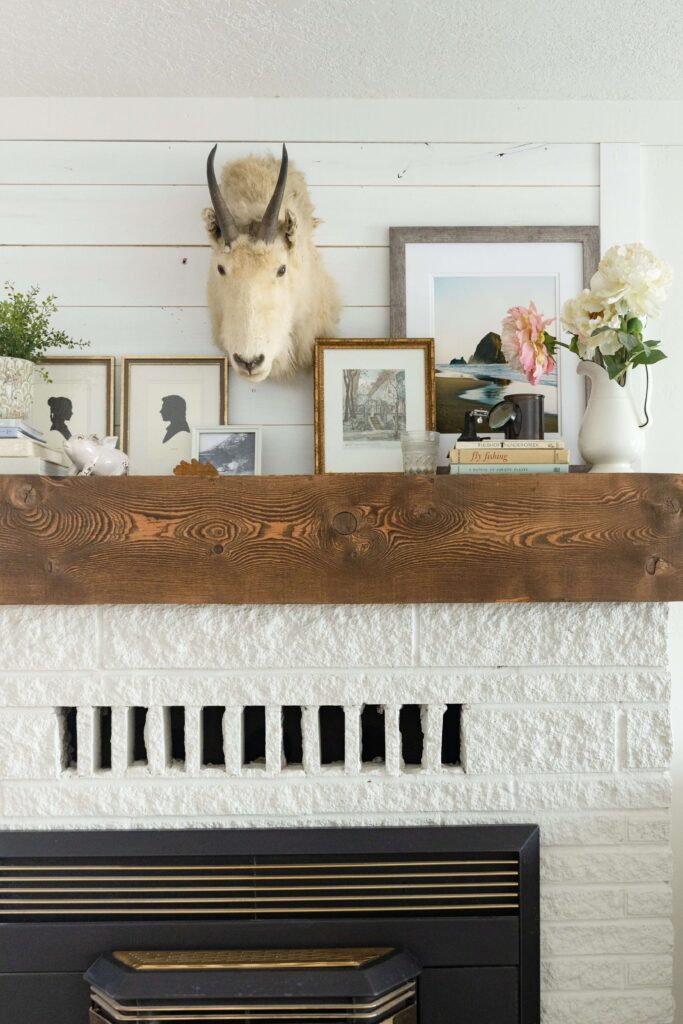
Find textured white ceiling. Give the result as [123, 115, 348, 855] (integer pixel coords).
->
[2, 0, 683, 100]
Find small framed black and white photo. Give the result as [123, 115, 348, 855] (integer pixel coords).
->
[121, 357, 228, 475]
[31, 356, 115, 452]
[192, 426, 262, 476]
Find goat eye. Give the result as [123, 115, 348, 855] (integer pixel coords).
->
[277, 264, 287, 277]
[217, 264, 226, 276]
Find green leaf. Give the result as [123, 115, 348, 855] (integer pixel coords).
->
[617, 330, 639, 351]
[602, 354, 625, 380]
[542, 331, 559, 357]
[631, 349, 667, 368]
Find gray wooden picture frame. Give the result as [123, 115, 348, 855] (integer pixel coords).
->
[389, 225, 600, 336]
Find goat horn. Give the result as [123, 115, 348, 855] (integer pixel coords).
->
[256, 144, 289, 244]
[206, 144, 239, 247]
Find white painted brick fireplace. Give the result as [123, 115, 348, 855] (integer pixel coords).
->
[0, 600, 673, 1024]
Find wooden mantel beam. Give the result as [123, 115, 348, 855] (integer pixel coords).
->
[0, 473, 681, 605]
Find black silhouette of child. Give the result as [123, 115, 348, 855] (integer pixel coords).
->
[48, 396, 73, 440]
[160, 395, 190, 444]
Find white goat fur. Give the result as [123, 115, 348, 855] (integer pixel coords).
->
[203, 153, 340, 380]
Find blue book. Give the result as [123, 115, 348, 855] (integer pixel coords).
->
[449, 463, 569, 475]
[0, 420, 44, 442]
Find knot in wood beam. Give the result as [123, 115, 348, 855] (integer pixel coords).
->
[332, 511, 358, 536]
[645, 555, 674, 576]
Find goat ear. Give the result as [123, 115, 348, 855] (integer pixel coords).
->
[202, 207, 222, 247]
[284, 209, 298, 248]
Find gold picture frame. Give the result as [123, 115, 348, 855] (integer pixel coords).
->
[314, 338, 435, 474]
[121, 356, 229, 475]
[33, 355, 115, 441]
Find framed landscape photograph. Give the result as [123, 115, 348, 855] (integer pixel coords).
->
[31, 356, 115, 451]
[121, 357, 228, 474]
[192, 426, 262, 476]
[314, 338, 435, 473]
[390, 226, 600, 463]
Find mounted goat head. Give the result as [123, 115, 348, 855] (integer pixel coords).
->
[203, 144, 340, 382]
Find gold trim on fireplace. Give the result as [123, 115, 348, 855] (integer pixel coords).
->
[112, 948, 394, 970]
[2, 902, 519, 915]
[0, 858, 518, 871]
[2, 892, 518, 904]
[2, 905, 520, 921]
[0, 872, 518, 886]
[90, 981, 417, 1020]
[2, 881, 519, 892]
[91, 981, 416, 1011]
[90, 1013, 416, 1024]
[1, 856, 519, 917]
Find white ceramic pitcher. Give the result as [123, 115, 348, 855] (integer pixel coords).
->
[576, 361, 644, 472]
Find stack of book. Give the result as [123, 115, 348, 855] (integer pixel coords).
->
[0, 420, 69, 476]
[449, 437, 570, 474]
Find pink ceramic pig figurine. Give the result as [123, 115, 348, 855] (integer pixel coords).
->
[63, 435, 129, 476]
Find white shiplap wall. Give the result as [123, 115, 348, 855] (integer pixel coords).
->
[0, 137, 599, 473]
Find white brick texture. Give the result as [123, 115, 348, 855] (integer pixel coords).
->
[418, 602, 668, 666]
[0, 708, 60, 779]
[626, 707, 672, 769]
[0, 600, 672, 1023]
[541, 957, 624, 991]
[541, 991, 674, 1024]
[542, 920, 674, 957]
[462, 706, 616, 773]
[0, 606, 97, 670]
[627, 957, 674, 988]
[100, 604, 414, 668]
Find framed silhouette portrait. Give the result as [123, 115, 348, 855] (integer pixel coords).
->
[121, 357, 228, 475]
[31, 357, 115, 451]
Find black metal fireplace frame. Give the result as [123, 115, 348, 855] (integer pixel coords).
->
[0, 825, 539, 1024]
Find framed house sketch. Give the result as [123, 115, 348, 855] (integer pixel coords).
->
[314, 337, 435, 473]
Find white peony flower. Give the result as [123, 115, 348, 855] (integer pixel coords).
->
[590, 243, 672, 319]
[561, 289, 620, 358]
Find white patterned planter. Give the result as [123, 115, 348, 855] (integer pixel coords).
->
[0, 357, 34, 419]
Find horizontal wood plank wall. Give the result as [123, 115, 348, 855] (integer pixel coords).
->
[0, 138, 599, 474]
[0, 474, 681, 605]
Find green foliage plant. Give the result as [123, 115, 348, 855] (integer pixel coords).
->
[0, 282, 88, 381]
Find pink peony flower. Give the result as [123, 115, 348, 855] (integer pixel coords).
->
[501, 302, 555, 385]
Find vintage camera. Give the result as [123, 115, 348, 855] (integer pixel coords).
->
[459, 394, 545, 442]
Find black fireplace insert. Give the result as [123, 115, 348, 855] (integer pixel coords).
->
[0, 825, 539, 1024]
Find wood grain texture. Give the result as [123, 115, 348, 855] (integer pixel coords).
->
[0, 474, 681, 605]
[0, 246, 385, 308]
[0, 185, 598, 246]
[0, 141, 599, 186]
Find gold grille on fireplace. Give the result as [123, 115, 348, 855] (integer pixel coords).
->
[89, 987, 417, 1023]
[86, 947, 419, 1024]
[113, 949, 393, 970]
[0, 854, 519, 919]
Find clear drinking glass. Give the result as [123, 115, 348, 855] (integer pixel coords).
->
[400, 431, 440, 474]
